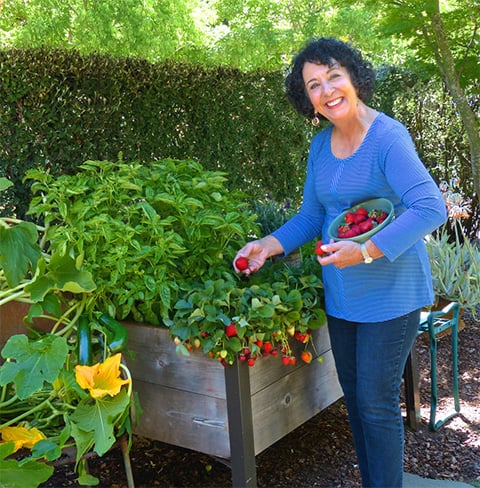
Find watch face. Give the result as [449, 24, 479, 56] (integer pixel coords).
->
[360, 243, 373, 263]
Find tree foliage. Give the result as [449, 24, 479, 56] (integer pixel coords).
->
[0, 0, 208, 62]
[0, 0, 478, 202]
[340, 0, 479, 198]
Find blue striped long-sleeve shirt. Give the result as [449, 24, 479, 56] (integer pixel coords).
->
[272, 112, 447, 322]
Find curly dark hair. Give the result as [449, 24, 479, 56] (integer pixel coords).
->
[285, 37, 375, 121]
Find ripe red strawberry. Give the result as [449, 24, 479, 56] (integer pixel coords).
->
[255, 339, 263, 348]
[350, 224, 362, 236]
[354, 213, 367, 224]
[301, 351, 313, 364]
[337, 224, 350, 238]
[289, 356, 297, 365]
[359, 218, 374, 233]
[225, 323, 237, 337]
[263, 341, 273, 353]
[315, 240, 327, 256]
[281, 356, 290, 366]
[235, 256, 249, 271]
[376, 211, 388, 223]
[355, 207, 368, 216]
[247, 357, 256, 367]
[344, 212, 356, 224]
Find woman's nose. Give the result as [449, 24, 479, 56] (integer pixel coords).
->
[321, 81, 334, 95]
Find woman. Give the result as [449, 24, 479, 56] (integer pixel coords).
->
[233, 37, 446, 488]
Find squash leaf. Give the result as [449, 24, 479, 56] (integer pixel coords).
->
[0, 334, 68, 399]
[0, 222, 41, 288]
[0, 442, 54, 488]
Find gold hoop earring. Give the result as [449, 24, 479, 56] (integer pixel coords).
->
[311, 115, 321, 127]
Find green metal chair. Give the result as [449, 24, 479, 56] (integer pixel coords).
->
[418, 301, 461, 431]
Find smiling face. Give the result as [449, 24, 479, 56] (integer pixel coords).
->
[302, 60, 359, 123]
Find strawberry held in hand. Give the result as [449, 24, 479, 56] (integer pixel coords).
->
[235, 256, 249, 271]
[314, 240, 328, 256]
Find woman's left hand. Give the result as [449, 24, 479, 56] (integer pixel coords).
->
[317, 240, 382, 268]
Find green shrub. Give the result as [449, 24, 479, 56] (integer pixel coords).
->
[26, 157, 259, 324]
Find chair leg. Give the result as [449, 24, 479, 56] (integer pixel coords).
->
[427, 305, 461, 431]
[428, 332, 439, 431]
[452, 317, 460, 414]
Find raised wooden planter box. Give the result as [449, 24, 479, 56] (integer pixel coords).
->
[122, 321, 342, 486]
[0, 302, 342, 487]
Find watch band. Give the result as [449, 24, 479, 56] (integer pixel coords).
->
[360, 243, 373, 264]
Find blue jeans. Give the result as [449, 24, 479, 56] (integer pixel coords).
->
[327, 310, 420, 488]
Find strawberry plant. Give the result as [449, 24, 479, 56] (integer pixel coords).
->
[168, 257, 326, 367]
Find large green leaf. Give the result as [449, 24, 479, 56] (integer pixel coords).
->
[25, 251, 96, 302]
[0, 334, 68, 399]
[70, 389, 130, 456]
[0, 222, 41, 288]
[0, 442, 54, 488]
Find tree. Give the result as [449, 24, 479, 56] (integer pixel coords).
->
[341, 0, 479, 197]
[202, 0, 394, 70]
[0, 0, 209, 62]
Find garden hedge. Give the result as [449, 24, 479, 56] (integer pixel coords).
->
[0, 48, 311, 217]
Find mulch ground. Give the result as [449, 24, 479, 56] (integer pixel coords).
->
[41, 312, 480, 488]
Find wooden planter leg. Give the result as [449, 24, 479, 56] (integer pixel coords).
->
[224, 361, 258, 488]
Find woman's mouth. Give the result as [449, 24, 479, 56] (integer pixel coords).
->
[326, 97, 343, 108]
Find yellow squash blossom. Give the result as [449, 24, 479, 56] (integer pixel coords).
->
[75, 353, 130, 399]
[0, 426, 46, 453]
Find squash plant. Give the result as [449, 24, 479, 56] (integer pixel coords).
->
[0, 177, 133, 487]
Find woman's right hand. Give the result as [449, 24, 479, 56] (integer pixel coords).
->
[233, 235, 284, 275]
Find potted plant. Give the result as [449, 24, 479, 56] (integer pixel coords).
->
[0, 177, 134, 487]
[425, 179, 480, 320]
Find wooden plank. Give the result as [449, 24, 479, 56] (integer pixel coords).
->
[123, 322, 334, 398]
[0, 301, 54, 351]
[129, 342, 342, 460]
[122, 321, 227, 399]
[250, 350, 342, 455]
[248, 325, 331, 395]
[131, 379, 231, 458]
